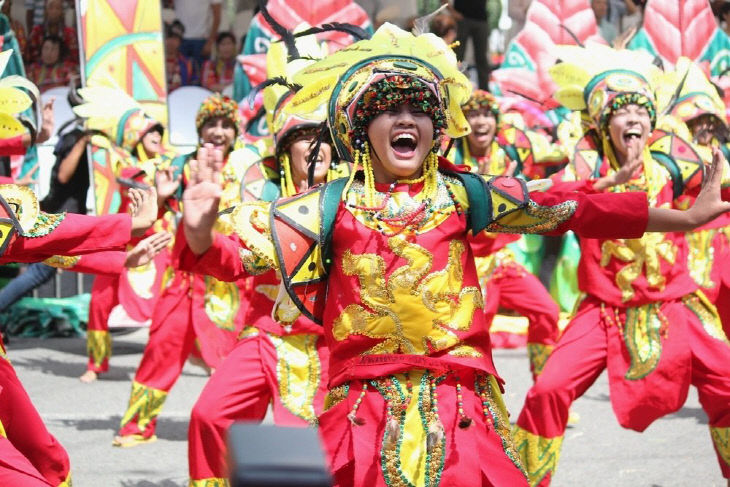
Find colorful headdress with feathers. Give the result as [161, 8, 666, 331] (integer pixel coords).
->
[290, 23, 471, 161]
[73, 80, 163, 154]
[0, 49, 41, 140]
[550, 43, 660, 130]
[663, 57, 727, 127]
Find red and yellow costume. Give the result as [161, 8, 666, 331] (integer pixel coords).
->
[661, 58, 730, 340]
[512, 44, 730, 486]
[449, 90, 561, 376]
[183, 36, 349, 485]
[72, 86, 175, 375]
[0, 184, 138, 486]
[178, 25, 660, 486]
[116, 95, 250, 444]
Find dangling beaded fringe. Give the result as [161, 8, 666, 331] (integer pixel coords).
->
[347, 383, 367, 425]
[456, 378, 472, 428]
[426, 375, 445, 454]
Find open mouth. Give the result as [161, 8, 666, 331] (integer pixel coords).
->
[622, 128, 642, 144]
[391, 132, 418, 157]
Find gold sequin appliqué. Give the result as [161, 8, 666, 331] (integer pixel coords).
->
[512, 425, 563, 487]
[333, 237, 483, 356]
[268, 333, 321, 425]
[600, 233, 677, 302]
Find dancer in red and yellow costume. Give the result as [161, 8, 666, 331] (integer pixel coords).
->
[113, 94, 252, 447]
[512, 43, 730, 486]
[449, 89, 561, 377]
[72, 85, 176, 382]
[0, 183, 159, 486]
[182, 36, 354, 484]
[179, 25, 730, 486]
[661, 58, 730, 341]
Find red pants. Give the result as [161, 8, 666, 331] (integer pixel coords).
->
[320, 370, 529, 487]
[514, 296, 730, 486]
[118, 272, 243, 438]
[0, 357, 70, 486]
[86, 274, 119, 373]
[483, 262, 560, 376]
[188, 330, 329, 483]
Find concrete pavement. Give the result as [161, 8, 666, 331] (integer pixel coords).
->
[6, 329, 726, 486]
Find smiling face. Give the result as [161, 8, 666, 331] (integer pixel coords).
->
[141, 128, 163, 157]
[465, 108, 497, 156]
[607, 103, 652, 165]
[200, 116, 236, 154]
[366, 103, 435, 183]
[288, 134, 332, 188]
[687, 114, 720, 146]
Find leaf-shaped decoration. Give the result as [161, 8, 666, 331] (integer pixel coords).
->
[627, 0, 730, 75]
[493, 0, 604, 103]
[0, 87, 32, 115]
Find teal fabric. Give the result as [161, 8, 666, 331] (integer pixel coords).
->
[0, 294, 91, 338]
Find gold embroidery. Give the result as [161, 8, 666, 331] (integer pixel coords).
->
[0, 418, 5, 438]
[237, 326, 260, 340]
[119, 381, 168, 432]
[685, 228, 717, 289]
[189, 477, 229, 487]
[619, 303, 666, 380]
[683, 292, 729, 344]
[600, 233, 677, 302]
[711, 426, 730, 468]
[324, 383, 349, 411]
[485, 200, 577, 234]
[268, 333, 321, 425]
[25, 212, 65, 237]
[512, 425, 563, 487]
[43, 255, 80, 269]
[375, 372, 446, 487]
[527, 343, 554, 376]
[239, 248, 270, 275]
[203, 276, 239, 331]
[87, 330, 111, 368]
[333, 237, 483, 355]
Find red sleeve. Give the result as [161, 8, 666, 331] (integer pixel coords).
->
[530, 190, 649, 239]
[173, 228, 248, 282]
[69, 251, 127, 275]
[2, 213, 132, 263]
[0, 136, 26, 156]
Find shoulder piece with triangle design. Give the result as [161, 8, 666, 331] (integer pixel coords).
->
[268, 178, 348, 324]
[649, 129, 704, 200]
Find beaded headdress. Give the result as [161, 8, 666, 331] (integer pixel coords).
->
[550, 42, 660, 130]
[195, 93, 242, 137]
[288, 23, 470, 203]
[461, 89, 500, 118]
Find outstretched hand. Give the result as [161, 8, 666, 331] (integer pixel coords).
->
[124, 232, 172, 268]
[155, 167, 182, 205]
[687, 146, 730, 226]
[183, 144, 224, 255]
[647, 146, 730, 232]
[128, 187, 159, 237]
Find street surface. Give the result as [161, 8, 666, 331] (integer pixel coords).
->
[7, 329, 724, 486]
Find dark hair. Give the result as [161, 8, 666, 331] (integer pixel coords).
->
[430, 14, 456, 39]
[166, 19, 185, 40]
[41, 34, 66, 61]
[722, 2, 730, 17]
[216, 31, 236, 45]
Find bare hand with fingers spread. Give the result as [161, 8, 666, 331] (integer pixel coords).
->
[183, 144, 224, 254]
[124, 232, 173, 268]
[128, 187, 159, 237]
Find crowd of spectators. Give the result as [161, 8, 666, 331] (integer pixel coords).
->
[7, 0, 730, 96]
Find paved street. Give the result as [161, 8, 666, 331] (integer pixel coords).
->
[7, 328, 726, 486]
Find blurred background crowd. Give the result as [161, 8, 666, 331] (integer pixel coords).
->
[9, 0, 730, 96]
